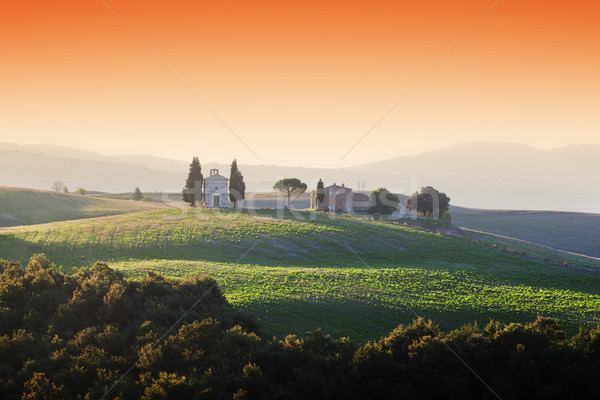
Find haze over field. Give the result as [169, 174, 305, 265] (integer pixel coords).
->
[1, 141, 599, 212]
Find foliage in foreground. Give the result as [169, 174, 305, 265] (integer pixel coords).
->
[2, 255, 600, 399]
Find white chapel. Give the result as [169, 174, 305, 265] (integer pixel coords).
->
[204, 169, 229, 208]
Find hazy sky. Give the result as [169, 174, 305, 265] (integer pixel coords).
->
[1, 0, 598, 167]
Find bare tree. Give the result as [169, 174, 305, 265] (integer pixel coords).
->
[51, 181, 65, 192]
[356, 180, 367, 192]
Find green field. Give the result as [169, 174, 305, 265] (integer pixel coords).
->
[1, 206, 599, 341]
[0, 186, 162, 227]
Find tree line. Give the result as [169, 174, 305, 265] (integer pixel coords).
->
[2, 255, 600, 399]
[312, 179, 451, 218]
[49, 182, 145, 201]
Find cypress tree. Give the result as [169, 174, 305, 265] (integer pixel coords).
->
[132, 187, 143, 201]
[182, 157, 203, 206]
[229, 159, 246, 208]
[316, 179, 325, 207]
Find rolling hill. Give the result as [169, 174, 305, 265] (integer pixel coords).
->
[1, 207, 599, 341]
[350, 142, 600, 182]
[0, 149, 184, 193]
[0, 187, 163, 227]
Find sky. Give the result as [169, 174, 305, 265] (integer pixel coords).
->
[1, 0, 598, 167]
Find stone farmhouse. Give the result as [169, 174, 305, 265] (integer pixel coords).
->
[320, 183, 370, 212]
[204, 169, 228, 208]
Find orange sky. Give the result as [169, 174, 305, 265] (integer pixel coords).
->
[1, 0, 598, 167]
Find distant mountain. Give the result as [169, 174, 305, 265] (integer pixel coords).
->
[1, 142, 598, 212]
[0, 149, 183, 193]
[349, 142, 600, 186]
[0, 142, 116, 163]
[346, 142, 600, 212]
[111, 154, 189, 174]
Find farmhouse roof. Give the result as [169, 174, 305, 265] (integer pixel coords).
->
[324, 183, 352, 192]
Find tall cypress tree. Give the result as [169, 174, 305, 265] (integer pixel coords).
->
[316, 179, 325, 208]
[228, 159, 245, 208]
[182, 157, 203, 207]
[132, 187, 143, 201]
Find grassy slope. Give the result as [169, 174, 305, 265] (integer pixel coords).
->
[0, 187, 162, 227]
[1, 207, 599, 341]
[451, 208, 600, 258]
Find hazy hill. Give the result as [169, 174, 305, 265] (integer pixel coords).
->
[0, 142, 117, 163]
[111, 153, 189, 173]
[348, 142, 600, 212]
[0, 149, 184, 193]
[1, 141, 598, 212]
[0, 187, 162, 226]
[350, 142, 600, 186]
[0, 143, 371, 193]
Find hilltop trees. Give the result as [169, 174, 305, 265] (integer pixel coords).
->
[406, 186, 450, 218]
[369, 188, 400, 215]
[229, 159, 246, 208]
[132, 187, 143, 201]
[182, 157, 203, 207]
[273, 178, 308, 207]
